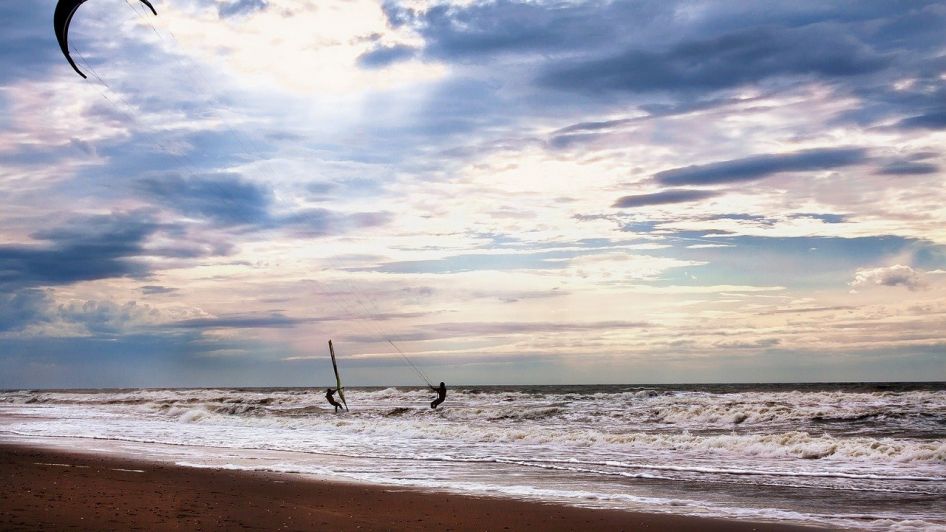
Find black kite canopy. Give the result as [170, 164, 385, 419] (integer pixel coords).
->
[54, 0, 157, 78]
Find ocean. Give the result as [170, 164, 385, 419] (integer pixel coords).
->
[1, 383, 944, 529]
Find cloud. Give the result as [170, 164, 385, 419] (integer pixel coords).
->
[762, 305, 854, 315]
[618, 221, 661, 233]
[0, 212, 175, 290]
[568, 251, 701, 283]
[555, 117, 636, 135]
[137, 174, 391, 236]
[654, 148, 868, 186]
[218, 0, 268, 19]
[349, 319, 650, 343]
[382, 0, 646, 61]
[276, 209, 392, 238]
[849, 264, 927, 291]
[703, 213, 776, 226]
[895, 110, 946, 130]
[876, 161, 939, 175]
[0, 3, 62, 83]
[789, 213, 847, 224]
[140, 285, 177, 295]
[714, 338, 781, 349]
[357, 44, 418, 69]
[372, 250, 570, 275]
[540, 26, 887, 94]
[138, 174, 272, 227]
[167, 309, 426, 330]
[613, 189, 720, 208]
[56, 300, 163, 335]
[1, 292, 172, 338]
[0, 289, 52, 333]
[547, 132, 609, 150]
[170, 313, 305, 330]
[656, 234, 941, 289]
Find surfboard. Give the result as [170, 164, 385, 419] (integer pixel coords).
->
[328, 340, 349, 412]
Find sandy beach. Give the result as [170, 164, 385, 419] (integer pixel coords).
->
[0, 444, 819, 531]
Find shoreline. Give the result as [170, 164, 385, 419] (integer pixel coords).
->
[0, 442, 821, 531]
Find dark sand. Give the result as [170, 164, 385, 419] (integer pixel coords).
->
[1, 444, 819, 531]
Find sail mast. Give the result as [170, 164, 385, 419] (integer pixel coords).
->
[328, 339, 349, 411]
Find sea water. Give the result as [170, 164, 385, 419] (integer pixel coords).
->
[1, 383, 944, 529]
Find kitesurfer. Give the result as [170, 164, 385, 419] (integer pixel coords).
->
[325, 388, 343, 413]
[430, 382, 447, 409]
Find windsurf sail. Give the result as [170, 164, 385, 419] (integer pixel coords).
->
[328, 340, 349, 412]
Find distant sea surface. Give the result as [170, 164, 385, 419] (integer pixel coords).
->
[2, 383, 944, 529]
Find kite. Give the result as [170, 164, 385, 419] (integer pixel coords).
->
[54, 0, 157, 78]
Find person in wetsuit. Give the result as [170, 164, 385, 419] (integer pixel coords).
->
[325, 388, 343, 413]
[430, 381, 446, 409]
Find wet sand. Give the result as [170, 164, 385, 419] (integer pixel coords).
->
[0, 443, 818, 531]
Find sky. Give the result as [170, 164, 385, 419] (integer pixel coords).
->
[1, 0, 945, 388]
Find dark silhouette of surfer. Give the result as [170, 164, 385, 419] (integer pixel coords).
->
[325, 388, 343, 413]
[430, 382, 446, 409]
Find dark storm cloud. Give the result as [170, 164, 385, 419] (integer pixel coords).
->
[654, 148, 868, 186]
[0, 212, 161, 290]
[354, 0, 946, 173]
[539, 26, 887, 94]
[357, 44, 418, 68]
[378, 0, 945, 141]
[0, 211, 231, 293]
[613, 189, 720, 209]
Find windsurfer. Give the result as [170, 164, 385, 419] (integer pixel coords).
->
[430, 382, 447, 409]
[326, 388, 343, 413]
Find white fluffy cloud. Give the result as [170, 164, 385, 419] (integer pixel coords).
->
[849, 264, 927, 291]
